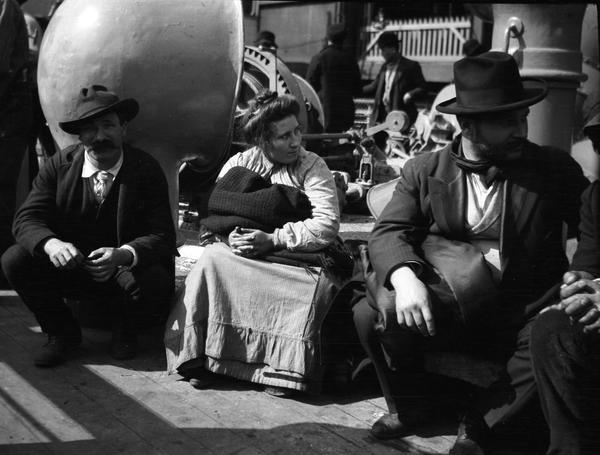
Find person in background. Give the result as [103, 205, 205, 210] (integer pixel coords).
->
[462, 38, 486, 57]
[363, 31, 426, 148]
[254, 30, 278, 55]
[0, 0, 33, 286]
[536, 112, 600, 454]
[306, 22, 362, 133]
[1, 85, 176, 367]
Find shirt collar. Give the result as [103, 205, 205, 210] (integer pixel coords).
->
[81, 147, 124, 178]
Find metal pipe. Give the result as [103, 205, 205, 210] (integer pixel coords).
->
[302, 133, 355, 141]
[492, 4, 587, 153]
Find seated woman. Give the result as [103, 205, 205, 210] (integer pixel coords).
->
[164, 92, 341, 396]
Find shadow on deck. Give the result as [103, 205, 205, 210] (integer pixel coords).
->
[0, 289, 546, 455]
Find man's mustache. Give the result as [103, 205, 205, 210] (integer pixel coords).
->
[90, 140, 116, 149]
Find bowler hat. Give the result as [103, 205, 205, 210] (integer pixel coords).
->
[436, 52, 547, 115]
[255, 30, 278, 49]
[59, 85, 139, 134]
[327, 23, 347, 44]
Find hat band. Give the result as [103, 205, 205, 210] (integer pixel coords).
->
[456, 86, 526, 109]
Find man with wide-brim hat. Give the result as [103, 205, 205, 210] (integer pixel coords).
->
[1, 85, 176, 368]
[353, 52, 594, 454]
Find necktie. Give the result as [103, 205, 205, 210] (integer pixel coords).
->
[94, 171, 113, 203]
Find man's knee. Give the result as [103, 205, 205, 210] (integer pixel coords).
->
[1, 244, 32, 282]
[531, 310, 580, 363]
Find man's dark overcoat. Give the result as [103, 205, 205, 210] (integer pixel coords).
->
[369, 138, 589, 321]
[571, 180, 600, 275]
[364, 56, 426, 128]
[13, 143, 176, 271]
[306, 43, 362, 133]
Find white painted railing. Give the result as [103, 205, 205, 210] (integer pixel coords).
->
[364, 16, 471, 62]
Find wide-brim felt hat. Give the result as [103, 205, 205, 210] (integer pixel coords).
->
[59, 85, 139, 134]
[436, 51, 548, 115]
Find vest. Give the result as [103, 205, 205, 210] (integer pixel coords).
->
[70, 176, 120, 256]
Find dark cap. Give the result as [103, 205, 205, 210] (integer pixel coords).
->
[462, 39, 485, 57]
[377, 31, 399, 49]
[255, 30, 278, 49]
[327, 23, 347, 45]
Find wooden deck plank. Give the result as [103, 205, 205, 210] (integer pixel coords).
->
[0, 291, 532, 455]
[0, 326, 165, 455]
[0, 292, 455, 455]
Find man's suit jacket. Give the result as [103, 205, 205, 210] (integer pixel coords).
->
[364, 55, 426, 127]
[306, 44, 362, 133]
[369, 138, 589, 316]
[13, 143, 176, 271]
[571, 180, 600, 276]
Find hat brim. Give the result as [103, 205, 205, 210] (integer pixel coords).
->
[59, 98, 139, 134]
[436, 78, 548, 115]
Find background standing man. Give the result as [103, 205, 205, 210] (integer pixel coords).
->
[0, 0, 32, 285]
[363, 31, 426, 146]
[1, 85, 176, 367]
[306, 23, 362, 133]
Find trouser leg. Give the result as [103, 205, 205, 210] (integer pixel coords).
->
[112, 263, 174, 329]
[1, 244, 80, 337]
[353, 296, 421, 415]
[478, 317, 538, 429]
[530, 310, 600, 455]
[2, 244, 173, 333]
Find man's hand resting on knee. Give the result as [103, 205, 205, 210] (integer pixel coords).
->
[549, 271, 600, 335]
[43, 238, 84, 269]
[390, 266, 436, 337]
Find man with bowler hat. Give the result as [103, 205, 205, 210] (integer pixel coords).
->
[353, 52, 591, 453]
[363, 31, 426, 147]
[1, 85, 176, 367]
[306, 22, 362, 133]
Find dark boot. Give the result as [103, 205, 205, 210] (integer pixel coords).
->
[34, 333, 82, 367]
[371, 413, 411, 439]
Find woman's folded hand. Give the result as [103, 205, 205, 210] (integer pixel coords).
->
[229, 227, 274, 258]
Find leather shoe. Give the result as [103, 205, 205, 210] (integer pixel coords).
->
[34, 334, 81, 367]
[264, 386, 295, 398]
[188, 369, 218, 389]
[449, 413, 488, 455]
[370, 413, 409, 440]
